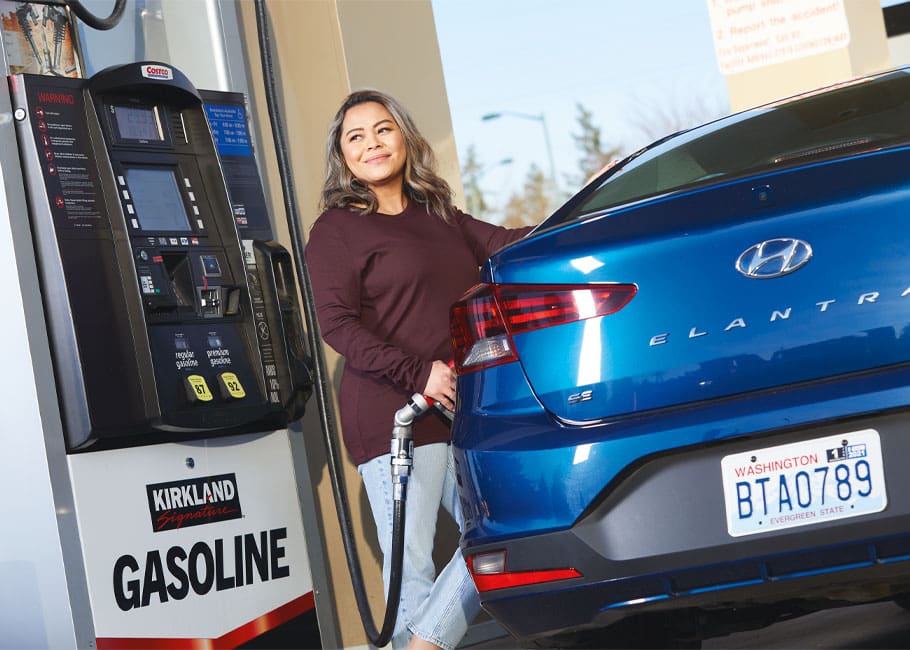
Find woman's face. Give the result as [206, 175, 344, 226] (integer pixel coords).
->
[339, 101, 407, 191]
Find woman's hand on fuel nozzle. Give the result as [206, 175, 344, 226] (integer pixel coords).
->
[423, 360, 456, 412]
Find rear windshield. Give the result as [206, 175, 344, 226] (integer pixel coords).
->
[554, 69, 910, 225]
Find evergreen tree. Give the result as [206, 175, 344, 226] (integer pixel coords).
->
[501, 164, 549, 228]
[461, 144, 490, 220]
[571, 103, 622, 188]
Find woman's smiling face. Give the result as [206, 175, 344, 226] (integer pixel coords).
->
[340, 101, 407, 191]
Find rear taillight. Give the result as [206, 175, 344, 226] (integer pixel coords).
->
[467, 550, 582, 592]
[450, 283, 637, 373]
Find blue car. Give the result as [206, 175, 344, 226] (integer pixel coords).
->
[449, 67, 910, 647]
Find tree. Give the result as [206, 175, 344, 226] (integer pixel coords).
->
[501, 164, 550, 228]
[499, 104, 620, 227]
[571, 103, 622, 189]
[461, 144, 490, 221]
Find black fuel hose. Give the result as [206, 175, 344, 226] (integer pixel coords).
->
[252, 1, 404, 646]
[64, 0, 126, 30]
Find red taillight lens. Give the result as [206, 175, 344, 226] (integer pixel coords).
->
[467, 551, 582, 592]
[450, 283, 637, 373]
[450, 284, 516, 372]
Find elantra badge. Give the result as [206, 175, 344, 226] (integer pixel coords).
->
[736, 238, 812, 279]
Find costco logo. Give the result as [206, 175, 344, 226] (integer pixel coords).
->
[142, 64, 173, 80]
[146, 473, 242, 532]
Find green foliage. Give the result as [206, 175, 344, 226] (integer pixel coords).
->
[499, 103, 621, 225]
[461, 92, 727, 225]
[571, 103, 622, 188]
[461, 144, 490, 220]
[501, 164, 549, 228]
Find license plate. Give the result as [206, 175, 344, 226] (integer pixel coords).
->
[721, 429, 887, 537]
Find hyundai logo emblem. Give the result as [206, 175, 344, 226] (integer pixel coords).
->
[736, 238, 812, 279]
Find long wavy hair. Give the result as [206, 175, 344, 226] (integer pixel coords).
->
[320, 89, 457, 222]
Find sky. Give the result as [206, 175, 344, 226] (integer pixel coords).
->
[431, 0, 729, 214]
[431, 0, 900, 218]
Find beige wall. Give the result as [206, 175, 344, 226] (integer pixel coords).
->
[724, 1, 891, 112]
[888, 31, 910, 66]
[239, 1, 463, 646]
[336, 1, 463, 203]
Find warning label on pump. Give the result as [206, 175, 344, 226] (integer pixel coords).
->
[26, 83, 105, 227]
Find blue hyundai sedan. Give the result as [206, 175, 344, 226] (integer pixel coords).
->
[449, 67, 910, 647]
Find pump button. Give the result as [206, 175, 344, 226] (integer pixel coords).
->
[185, 375, 213, 403]
[217, 372, 246, 399]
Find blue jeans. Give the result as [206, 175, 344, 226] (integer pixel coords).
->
[359, 442, 480, 650]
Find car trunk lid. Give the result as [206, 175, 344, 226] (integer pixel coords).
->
[488, 149, 910, 423]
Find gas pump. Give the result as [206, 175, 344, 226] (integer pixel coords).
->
[0, 3, 323, 647]
[12, 63, 310, 448]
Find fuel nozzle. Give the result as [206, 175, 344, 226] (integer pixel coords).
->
[390, 362, 457, 502]
[390, 393, 432, 503]
[394, 393, 434, 428]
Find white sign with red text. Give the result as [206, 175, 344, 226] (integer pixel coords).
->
[708, 0, 850, 75]
[68, 430, 315, 643]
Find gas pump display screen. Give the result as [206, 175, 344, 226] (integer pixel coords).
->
[112, 105, 163, 141]
[125, 167, 192, 232]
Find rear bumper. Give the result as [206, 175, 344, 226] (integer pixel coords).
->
[461, 410, 910, 641]
[482, 537, 910, 641]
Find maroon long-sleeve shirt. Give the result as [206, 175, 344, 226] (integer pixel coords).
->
[305, 202, 531, 464]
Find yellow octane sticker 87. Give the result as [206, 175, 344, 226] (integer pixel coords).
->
[720, 429, 887, 537]
[186, 374, 214, 402]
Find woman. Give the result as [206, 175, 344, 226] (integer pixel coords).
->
[305, 89, 533, 650]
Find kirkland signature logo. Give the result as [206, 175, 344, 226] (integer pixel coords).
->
[146, 473, 242, 532]
[141, 64, 173, 80]
[736, 238, 812, 279]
